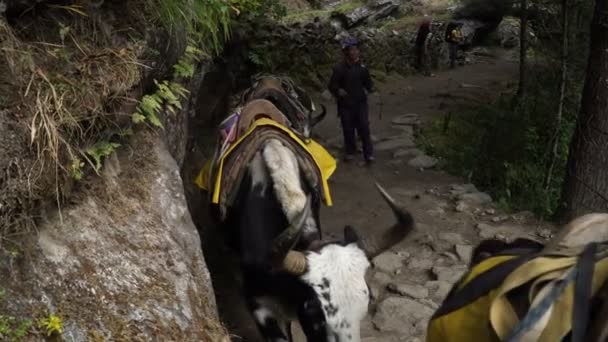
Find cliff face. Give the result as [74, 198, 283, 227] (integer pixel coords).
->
[0, 130, 228, 341]
[0, 1, 228, 340]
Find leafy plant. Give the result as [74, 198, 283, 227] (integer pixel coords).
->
[132, 80, 189, 127]
[70, 158, 85, 181]
[173, 42, 208, 78]
[85, 141, 121, 173]
[418, 69, 578, 218]
[39, 314, 62, 337]
[230, 0, 287, 19]
[0, 314, 32, 341]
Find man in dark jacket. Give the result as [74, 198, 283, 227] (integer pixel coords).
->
[328, 37, 375, 164]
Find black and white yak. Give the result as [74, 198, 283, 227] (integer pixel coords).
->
[218, 137, 414, 342]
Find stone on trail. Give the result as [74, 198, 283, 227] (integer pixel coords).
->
[387, 282, 429, 299]
[393, 148, 424, 158]
[450, 183, 478, 197]
[455, 201, 470, 212]
[455, 244, 474, 264]
[372, 251, 407, 274]
[438, 232, 466, 244]
[407, 257, 434, 270]
[426, 280, 453, 300]
[392, 125, 414, 136]
[477, 223, 496, 239]
[408, 154, 438, 169]
[492, 215, 509, 223]
[458, 191, 492, 205]
[432, 265, 468, 283]
[375, 137, 416, 151]
[373, 297, 434, 334]
[392, 113, 421, 126]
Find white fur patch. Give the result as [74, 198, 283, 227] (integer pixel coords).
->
[254, 306, 272, 325]
[302, 244, 371, 341]
[262, 139, 317, 235]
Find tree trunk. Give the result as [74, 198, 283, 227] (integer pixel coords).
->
[516, 0, 528, 99]
[558, 0, 608, 222]
[544, 0, 570, 191]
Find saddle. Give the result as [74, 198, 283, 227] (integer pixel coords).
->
[236, 99, 291, 138]
[195, 114, 336, 221]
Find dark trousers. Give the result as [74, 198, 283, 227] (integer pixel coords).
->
[338, 103, 373, 160]
[416, 44, 430, 75]
[448, 42, 459, 68]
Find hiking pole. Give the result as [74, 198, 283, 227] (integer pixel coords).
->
[377, 92, 384, 121]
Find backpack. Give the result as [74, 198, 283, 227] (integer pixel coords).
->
[444, 22, 459, 42]
[427, 239, 608, 342]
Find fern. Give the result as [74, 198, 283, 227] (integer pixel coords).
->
[85, 141, 121, 172]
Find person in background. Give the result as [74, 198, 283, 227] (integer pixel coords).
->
[328, 37, 375, 165]
[415, 15, 432, 76]
[446, 22, 464, 68]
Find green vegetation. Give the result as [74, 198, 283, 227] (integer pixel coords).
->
[39, 314, 63, 337]
[0, 288, 33, 341]
[282, 0, 364, 24]
[0, 0, 251, 241]
[419, 70, 581, 218]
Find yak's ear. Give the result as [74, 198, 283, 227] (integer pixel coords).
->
[344, 225, 360, 244]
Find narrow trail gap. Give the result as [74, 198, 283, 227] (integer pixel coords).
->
[211, 48, 553, 341]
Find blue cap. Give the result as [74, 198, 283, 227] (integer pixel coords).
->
[341, 37, 359, 50]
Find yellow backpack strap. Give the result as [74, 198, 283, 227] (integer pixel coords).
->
[493, 243, 608, 342]
[572, 243, 597, 341]
[432, 253, 535, 320]
[489, 256, 578, 339]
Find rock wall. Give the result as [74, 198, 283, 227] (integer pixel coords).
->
[0, 2, 228, 340]
[238, 18, 450, 90]
[0, 131, 228, 341]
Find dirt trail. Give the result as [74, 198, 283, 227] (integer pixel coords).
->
[209, 48, 556, 341]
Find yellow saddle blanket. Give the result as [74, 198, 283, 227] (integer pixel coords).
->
[195, 117, 336, 220]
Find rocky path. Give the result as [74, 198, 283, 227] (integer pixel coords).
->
[296, 48, 557, 341]
[213, 48, 557, 341]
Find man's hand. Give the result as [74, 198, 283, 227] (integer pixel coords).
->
[338, 88, 348, 97]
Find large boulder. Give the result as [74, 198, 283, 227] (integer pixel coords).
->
[0, 132, 227, 341]
[496, 16, 537, 48]
[329, 0, 399, 29]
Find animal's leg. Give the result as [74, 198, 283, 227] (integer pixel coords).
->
[297, 298, 329, 342]
[247, 297, 290, 342]
[285, 322, 293, 342]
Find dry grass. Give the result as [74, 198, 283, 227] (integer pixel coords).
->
[0, 4, 146, 243]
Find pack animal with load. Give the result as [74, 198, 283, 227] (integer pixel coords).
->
[196, 75, 416, 342]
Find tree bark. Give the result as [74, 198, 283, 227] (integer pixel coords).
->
[544, 0, 570, 191]
[516, 0, 528, 99]
[558, 0, 608, 222]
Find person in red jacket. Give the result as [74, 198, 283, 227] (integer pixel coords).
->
[328, 37, 375, 165]
[415, 16, 432, 75]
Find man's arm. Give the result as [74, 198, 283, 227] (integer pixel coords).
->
[328, 64, 343, 98]
[362, 66, 373, 92]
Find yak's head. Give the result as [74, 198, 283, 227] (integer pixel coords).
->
[244, 74, 327, 140]
[271, 183, 414, 342]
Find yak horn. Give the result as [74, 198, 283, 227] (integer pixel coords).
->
[359, 182, 415, 259]
[310, 104, 327, 127]
[282, 250, 308, 275]
[272, 196, 312, 263]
